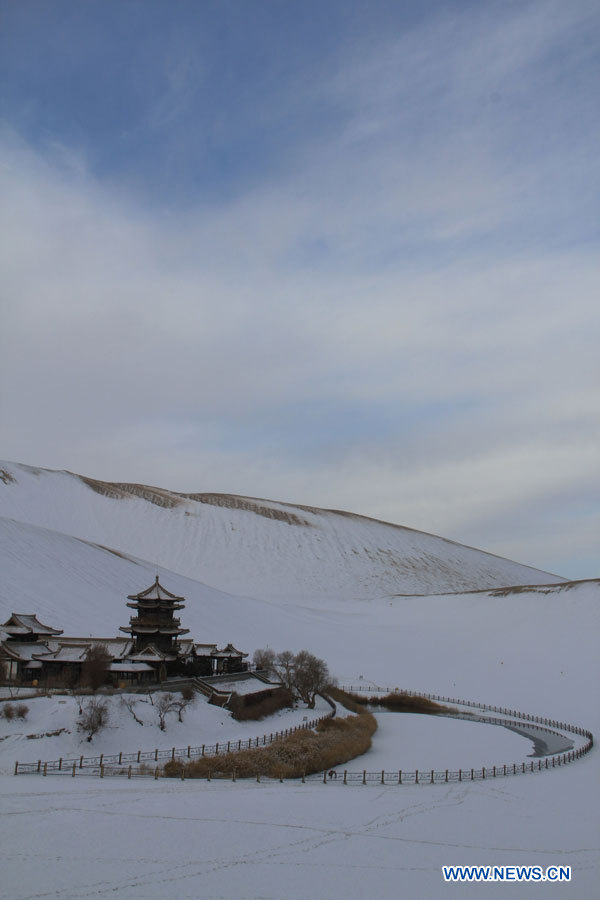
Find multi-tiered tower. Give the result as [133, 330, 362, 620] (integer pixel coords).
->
[119, 576, 190, 654]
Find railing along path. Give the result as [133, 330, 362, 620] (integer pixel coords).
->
[13, 687, 593, 783]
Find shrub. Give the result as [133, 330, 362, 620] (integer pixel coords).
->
[78, 697, 109, 741]
[329, 687, 450, 715]
[180, 684, 196, 703]
[80, 644, 112, 692]
[2, 704, 14, 721]
[15, 703, 29, 720]
[227, 687, 294, 721]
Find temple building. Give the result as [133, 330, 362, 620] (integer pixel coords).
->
[0, 578, 248, 686]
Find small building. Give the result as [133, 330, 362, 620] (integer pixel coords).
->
[0, 578, 248, 686]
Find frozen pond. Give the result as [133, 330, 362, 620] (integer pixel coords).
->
[350, 712, 564, 771]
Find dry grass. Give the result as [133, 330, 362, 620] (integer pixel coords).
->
[331, 687, 450, 715]
[164, 708, 377, 780]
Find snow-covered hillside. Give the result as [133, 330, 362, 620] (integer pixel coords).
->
[0, 460, 564, 599]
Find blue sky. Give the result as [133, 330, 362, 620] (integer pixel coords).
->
[1, 0, 598, 579]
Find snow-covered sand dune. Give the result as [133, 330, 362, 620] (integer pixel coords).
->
[0, 460, 564, 599]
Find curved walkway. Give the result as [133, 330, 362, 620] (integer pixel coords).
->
[12, 687, 593, 784]
[316, 686, 594, 785]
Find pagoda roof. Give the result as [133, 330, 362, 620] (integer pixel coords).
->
[0, 641, 54, 662]
[212, 643, 248, 658]
[124, 643, 177, 662]
[119, 625, 190, 636]
[110, 661, 154, 673]
[36, 643, 90, 662]
[127, 577, 185, 603]
[1, 613, 63, 637]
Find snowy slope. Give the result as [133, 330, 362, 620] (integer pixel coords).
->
[1, 515, 597, 736]
[0, 460, 564, 599]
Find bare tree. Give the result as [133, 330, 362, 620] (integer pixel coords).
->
[155, 692, 178, 730]
[253, 648, 276, 677]
[292, 650, 331, 708]
[78, 697, 109, 741]
[121, 696, 144, 726]
[80, 644, 112, 692]
[273, 650, 296, 692]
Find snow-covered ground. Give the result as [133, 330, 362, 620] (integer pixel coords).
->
[0, 459, 598, 898]
[0, 693, 332, 774]
[2, 759, 597, 900]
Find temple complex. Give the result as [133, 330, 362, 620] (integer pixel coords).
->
[0, 577, 248, 686]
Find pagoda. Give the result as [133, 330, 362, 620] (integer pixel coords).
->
[119, 576, 190, 654]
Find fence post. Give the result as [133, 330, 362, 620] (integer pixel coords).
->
[399, 769, 402, 784]
[482, 767, 485, 779]
[154, 749, 158, 762]
[445, 769, 448, 782]
[202, 744, 205, 757]
[279, 772, 283, 783]
[458, 769, 462, 782]
[470, 768, 473, 781]
[227, 742, 230, 753]
[323, 770, 327, 784]
[343, 770, 347, 784]
[14, 761, 18, 776]
[216, 743, 219, 755]
[100, 765, 104, 778]
[301, 771, 305, 783]
[137, 750, 141, 763]
[172, 748, 175, 760]
[187, 746, 191, 759]
[37, 760, 41, 772]
[415, 769, 419, 784]
[118, 752, 122, 765]
[43, 762, 47, 776]
[72, 761, 76, 777]
[232, 769, 236, 782]
[128, 765, 132, 779]
[154, 767, 159, 780]
[58, 758, 62, 771]
[181, 767, 185, 781]
[362, 770, 366, 785]
[99, 754, 103, 767]
[382, 770, 385, 784]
